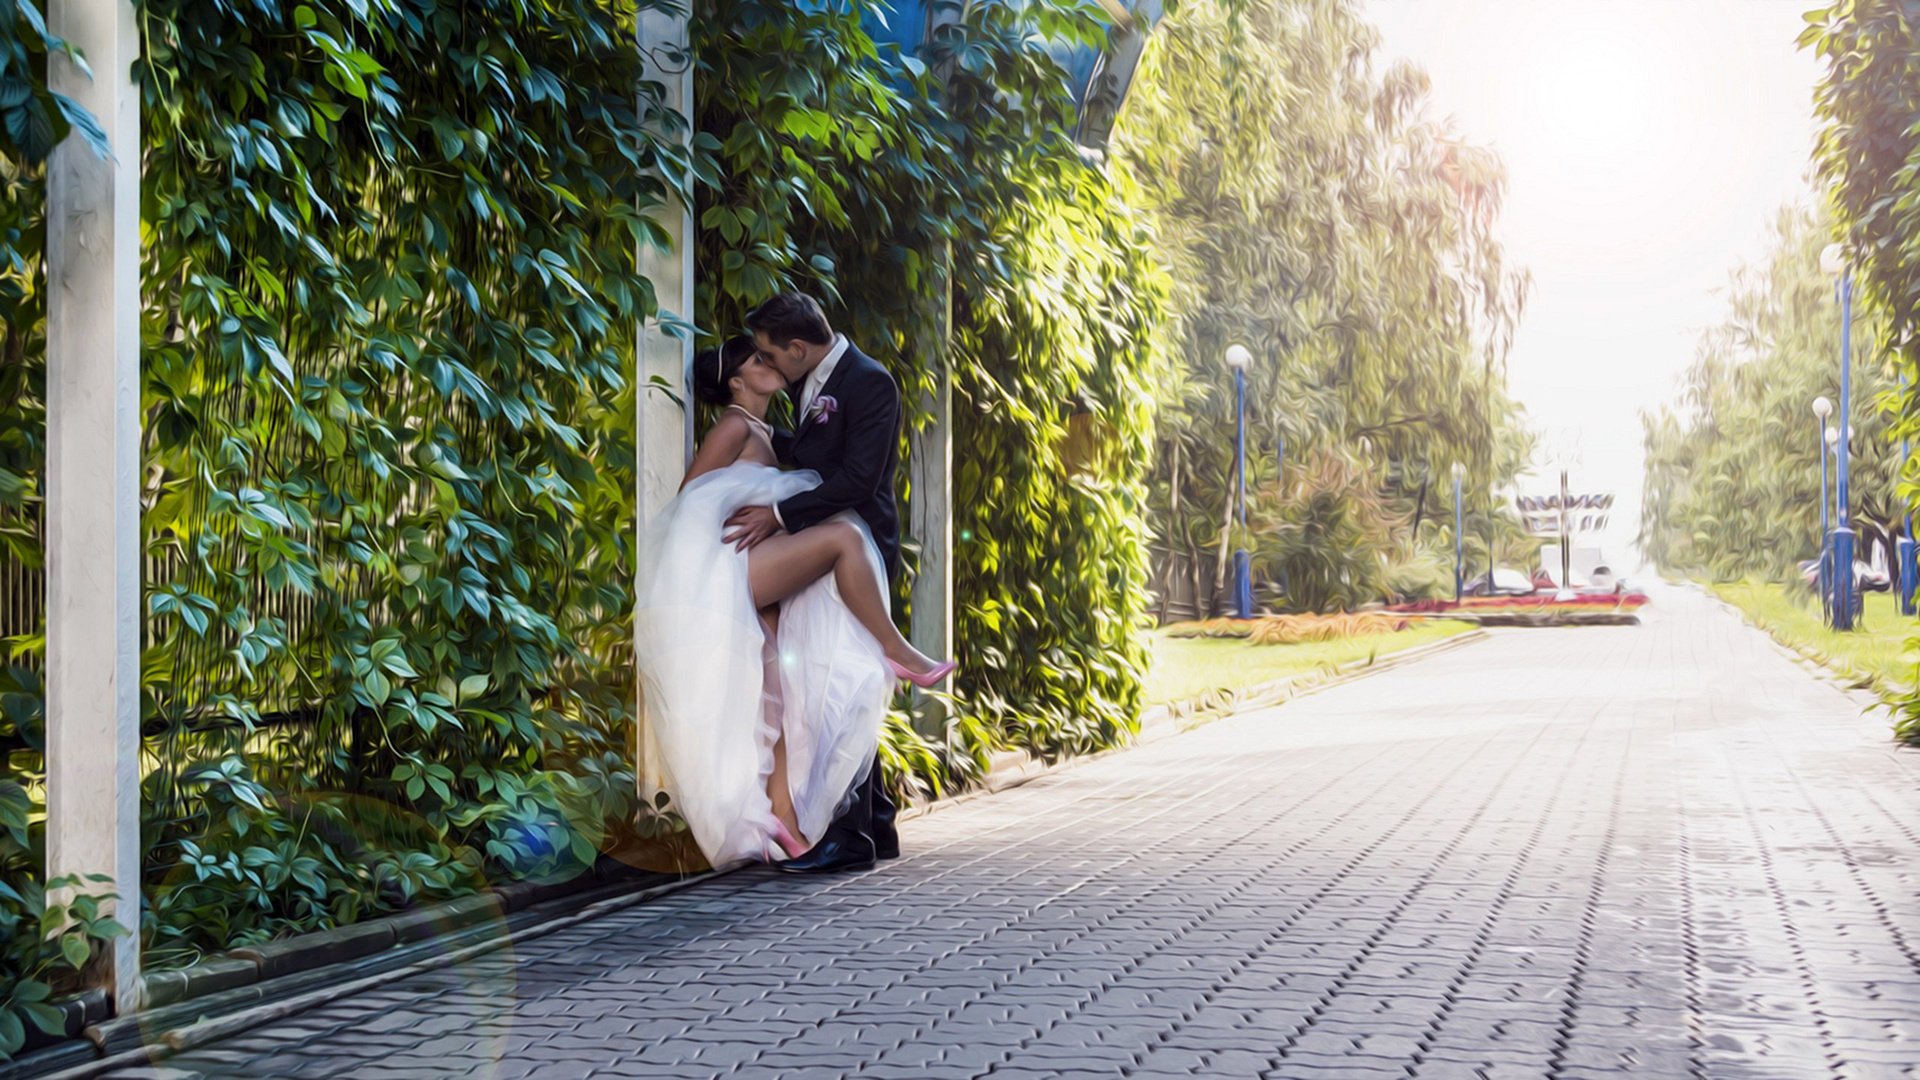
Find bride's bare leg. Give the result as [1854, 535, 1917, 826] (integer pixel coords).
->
[748, 522, 942, 674]
[759, 607, 806, 851]
[767, 729, 804, 843]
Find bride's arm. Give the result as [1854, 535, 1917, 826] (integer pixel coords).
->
[679, 413, 749, 491]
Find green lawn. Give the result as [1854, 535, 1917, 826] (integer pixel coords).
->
[1708, 578, 1920, 696]
[1142, 620, 1477, 707]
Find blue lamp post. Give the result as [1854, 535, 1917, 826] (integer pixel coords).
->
[1826, 423, 1840, 621]
[1276, 428, 1288, 603]
[1226, 344, 1254, 619]
[1900, 373, 1917, 616]
[1823, 244, 1857, 630]
[1814, 396, 1832, 619]
[1451, 462, 1466, 603]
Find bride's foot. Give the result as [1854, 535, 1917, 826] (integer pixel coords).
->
[769, 818, 810, 860]
[886, 655, 958, 690]
[884, 643, 946, 677]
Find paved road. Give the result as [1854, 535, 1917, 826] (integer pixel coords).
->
[110, 584, 1920, 1079]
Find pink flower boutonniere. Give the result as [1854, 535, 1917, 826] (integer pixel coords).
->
[808, 395, 840, 426]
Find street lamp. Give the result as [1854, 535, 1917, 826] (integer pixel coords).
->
[1225, 344, 1254, 619]
[1900, 373, 1917, 617]
[1548, 431, 1583, 595]
[1814, 396, 1833, 621]
[1451, 462, 1466, 603]
[1822, 243, 1857, 630]
[1824, 421, 1838, 621]
[1275, 426, 1289, 604]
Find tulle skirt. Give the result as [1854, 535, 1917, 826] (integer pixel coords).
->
[633, 462, 890, 867]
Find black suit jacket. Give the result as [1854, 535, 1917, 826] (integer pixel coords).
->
[773, 342, 902, 574]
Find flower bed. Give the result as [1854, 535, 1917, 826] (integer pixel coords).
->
[1165, 612, 1423, 645]
[1391, 593, 1649, 614]
[1384, 593, 1648, 628]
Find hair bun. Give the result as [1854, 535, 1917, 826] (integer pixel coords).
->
[692, 336, 757, 408]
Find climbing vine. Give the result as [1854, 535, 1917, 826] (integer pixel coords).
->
[4, 0, 1173, 1049]
[691, 0, 1166, 783]
[73, 0, 666, 978]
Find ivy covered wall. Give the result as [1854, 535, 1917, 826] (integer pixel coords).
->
[0, 0, 1173, 1051]
[690, 0, 1167, 789]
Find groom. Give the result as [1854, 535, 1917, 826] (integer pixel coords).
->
[722, 291, 902, 874]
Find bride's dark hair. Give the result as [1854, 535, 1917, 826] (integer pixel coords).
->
[692, 336, 758, 408]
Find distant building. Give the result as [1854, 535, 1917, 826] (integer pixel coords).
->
[1517, 491, 1614, 589]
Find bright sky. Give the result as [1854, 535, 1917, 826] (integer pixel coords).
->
[1367, 0, 1824, 572]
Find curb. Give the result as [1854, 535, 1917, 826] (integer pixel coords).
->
[18, 628, 1490, 1078]
[1135, 627, 1491, 743]
[899, 627, 1492, 823]
[31, 870, 726, 1080]
[1691, 582, 1902, 713]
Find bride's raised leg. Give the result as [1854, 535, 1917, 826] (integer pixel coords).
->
[748, 522, 944, 675]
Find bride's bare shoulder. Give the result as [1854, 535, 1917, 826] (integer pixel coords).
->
[705, 409, 750, 442]
[682, 413, 754, 488]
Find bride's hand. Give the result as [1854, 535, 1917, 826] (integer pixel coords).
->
[724, 505, 782, 551]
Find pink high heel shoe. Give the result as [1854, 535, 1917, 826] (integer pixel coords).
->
[887, 657, 958, 690]
[769, 819, 810, 861]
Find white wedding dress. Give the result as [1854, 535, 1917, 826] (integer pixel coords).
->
[633, 446, 891, 868]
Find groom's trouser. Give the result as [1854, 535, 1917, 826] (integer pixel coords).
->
[822, 550, 901, 853]
[835, 757, 895, 846]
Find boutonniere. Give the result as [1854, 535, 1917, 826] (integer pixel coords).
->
[808, 395, 840, 425]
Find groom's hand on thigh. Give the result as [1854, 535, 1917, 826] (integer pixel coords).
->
[724, 505, 782, 551]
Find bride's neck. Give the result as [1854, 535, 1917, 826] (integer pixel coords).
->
[730, 394, 770, 421]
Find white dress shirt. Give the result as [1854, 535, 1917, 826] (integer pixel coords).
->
[774, 334, 850, 529]
[796, 334, 850, 425]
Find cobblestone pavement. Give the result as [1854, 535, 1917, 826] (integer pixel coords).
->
[109, 584, 1920, 1079]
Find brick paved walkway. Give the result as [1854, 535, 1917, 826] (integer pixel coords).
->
[110, 584, 1920, 1079]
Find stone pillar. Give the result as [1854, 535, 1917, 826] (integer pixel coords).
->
[634, 7, 693, 780]
[907, 251, 954, 736]
[44, 0, 143, 1009]
[636, 7, 694, 519]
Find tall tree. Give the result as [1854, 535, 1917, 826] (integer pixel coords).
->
[1111, 0, 1533, 614]
[1640, 205, 1898, 582]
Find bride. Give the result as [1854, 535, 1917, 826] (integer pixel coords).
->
[634, 336, 953, 867]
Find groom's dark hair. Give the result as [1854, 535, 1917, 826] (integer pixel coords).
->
[745, 292, 833, 348]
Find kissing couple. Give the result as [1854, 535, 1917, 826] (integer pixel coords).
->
[634, 292, 955, 874]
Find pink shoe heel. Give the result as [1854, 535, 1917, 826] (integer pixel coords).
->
[887, 657, 957, 690]
[769, 819, 809, 860]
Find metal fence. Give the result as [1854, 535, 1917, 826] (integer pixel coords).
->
[0, 504, 40, 672]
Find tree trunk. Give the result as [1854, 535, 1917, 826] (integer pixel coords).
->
[1411, 477, 1428, 541]
[1188, 529, 1209, 620]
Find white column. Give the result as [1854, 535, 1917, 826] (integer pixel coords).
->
[908, 253, 954, 735]
[636, 7, 694, 519]
[634, 8, 693, 774]
[907, 371, 952, 654]
[908, 9, 963, 741]
[44, 0, 143, 1009]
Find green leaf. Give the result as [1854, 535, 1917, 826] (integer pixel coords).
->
[20, 1001, 64, 1035]
[364, 668, 392, 707]
[0, 1009, 24, 1056]
[61, 933, 89, 970]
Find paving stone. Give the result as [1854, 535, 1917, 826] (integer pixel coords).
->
[91, 587, 1920, 1080]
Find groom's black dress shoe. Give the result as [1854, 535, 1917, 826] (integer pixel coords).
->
[778, 831, 876, 874]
